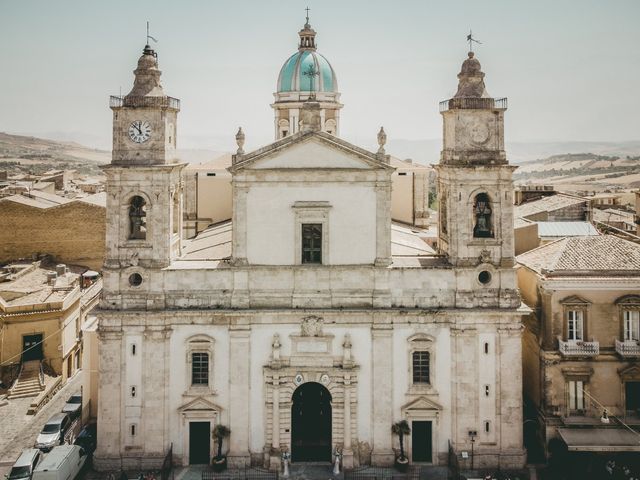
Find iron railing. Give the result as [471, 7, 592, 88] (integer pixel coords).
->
[202, 467, 277, 480]
[439, 96, 507, 112]
[344, 466, 420, 480]
[558, 337, 599, 357]
[109, 95, 180, 110]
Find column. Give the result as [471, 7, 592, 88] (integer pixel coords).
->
[94, 327, 123, 471]
[498, 325, 526, 468]
[371, 325, 394, 465]
[142, 326, 170, 467]
[231, 182, 249, 265]
[272, 377, 280, 449]
[342, 376, 354, 468]
[228, 325, 251, 468]
[374, 183, 392, 266]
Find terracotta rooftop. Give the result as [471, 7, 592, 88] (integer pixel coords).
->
[517, 235, 640, 275]
[515, 194, 587, 220]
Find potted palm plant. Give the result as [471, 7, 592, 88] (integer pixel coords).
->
[391, 420, 411, 472]
[212, 424, 231, 472]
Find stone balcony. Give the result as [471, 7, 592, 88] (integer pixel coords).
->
[615, 339, 640, 357]
[558, 337, 599, 357]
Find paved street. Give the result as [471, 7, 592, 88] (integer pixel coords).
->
[0, 373, 82, 476]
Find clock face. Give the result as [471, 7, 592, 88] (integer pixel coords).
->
[128, 120, 152, 143]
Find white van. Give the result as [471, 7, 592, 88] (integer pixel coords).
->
[31, 445, 87, 480]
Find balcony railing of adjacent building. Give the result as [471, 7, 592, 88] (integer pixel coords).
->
[558, 337, 600, 357]
[439, 97, 507, 112]
[615, 339, 640, 357]
[109, 95, 180, 110]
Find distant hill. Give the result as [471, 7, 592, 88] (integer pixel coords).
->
[514, 152, 640, 189]
[0, 132, 110, 176]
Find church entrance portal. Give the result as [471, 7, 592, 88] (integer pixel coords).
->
[291, 382, 332, 462]
[411, 421, 433, 462]
[189, 421, 211, 464]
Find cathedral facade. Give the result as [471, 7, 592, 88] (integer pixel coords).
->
[95, 19, 526, 471]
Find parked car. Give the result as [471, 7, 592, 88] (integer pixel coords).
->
[61, 394, 82, 419]
[34, 413, 71, 451]
[31, 445, 87, 480]
[73, 424, 96, 455]
[6, 449, 42, 480]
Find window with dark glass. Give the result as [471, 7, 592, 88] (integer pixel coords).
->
[412, 351, 430, 384]
[191, 352, 209, 385]
[302, 223, 322, 264]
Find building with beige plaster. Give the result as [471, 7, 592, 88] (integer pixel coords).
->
[0, 261, 101, 395]
[517, 236, 640, 464]
[94, 20, 526, 473]
[0, 191, 106, 270]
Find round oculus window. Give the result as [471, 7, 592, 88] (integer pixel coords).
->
[478, 270, 492, 285]
[129, 273, 143, 286]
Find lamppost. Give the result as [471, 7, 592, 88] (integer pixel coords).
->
[468, 430, 478, 470]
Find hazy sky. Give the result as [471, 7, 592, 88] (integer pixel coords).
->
[0, 0, 639, 151]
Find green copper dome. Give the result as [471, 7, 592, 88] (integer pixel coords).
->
[276, 19, 338, 93]
[277, 50, 338, 93]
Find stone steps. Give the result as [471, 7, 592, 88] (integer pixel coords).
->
[7, 361, 45, 399]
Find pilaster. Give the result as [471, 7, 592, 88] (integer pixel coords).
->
[370, 325, 394, 465]
[227, 325, 251, 467]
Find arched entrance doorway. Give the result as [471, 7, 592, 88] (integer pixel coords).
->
[291, 382, 332, 462]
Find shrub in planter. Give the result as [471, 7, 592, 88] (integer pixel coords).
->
[212, 425, 231, 471]
[391, 420, 411, 472]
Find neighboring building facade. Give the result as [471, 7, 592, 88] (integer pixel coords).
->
[0, 191, 106, 270]
[0, 261, 102, 390]
[517, 236, 640, 460]
[95, 25, 525, 472]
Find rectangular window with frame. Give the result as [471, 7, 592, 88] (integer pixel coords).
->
[568, 380, 585, 413]
[567, 310, 584, 341]
[624, 310, 640, 341]
[301, 223, 322, 264]
[412, 351, 430, 384]
[191, 352, 209, 386]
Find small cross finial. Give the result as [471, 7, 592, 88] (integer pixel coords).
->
[305, 6, 310, 25]
[466, 29, 481, 52]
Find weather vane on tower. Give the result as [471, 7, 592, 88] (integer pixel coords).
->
[467, 30, 482, 52]
[146, 21, 158, 46]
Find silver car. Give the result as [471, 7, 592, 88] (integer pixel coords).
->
[34, 413, 70, 451]
[61, 393, 82, 418]
[7, 449, 42, 480]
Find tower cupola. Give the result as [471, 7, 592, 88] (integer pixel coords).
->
[127, 45, 165, 98]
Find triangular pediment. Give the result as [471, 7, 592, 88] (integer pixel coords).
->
[619, 364, 640, 381]
[177, 396, 222, 413]
[616, 295, 640, 306]
[401, 396, 443, 413]
[229, 131, 394, 173]
[560, 295, 591, 306]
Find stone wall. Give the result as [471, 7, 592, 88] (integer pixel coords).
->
[0, 200, 105, 270]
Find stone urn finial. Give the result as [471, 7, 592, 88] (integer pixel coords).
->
[235, 127, 245, 155]
[377, 127, 387, 154]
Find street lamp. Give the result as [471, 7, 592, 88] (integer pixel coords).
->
[468, 430, 478, 470]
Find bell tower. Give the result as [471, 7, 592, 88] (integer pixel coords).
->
[103, 43, 185, 294]
[435, 52, 516, 269]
